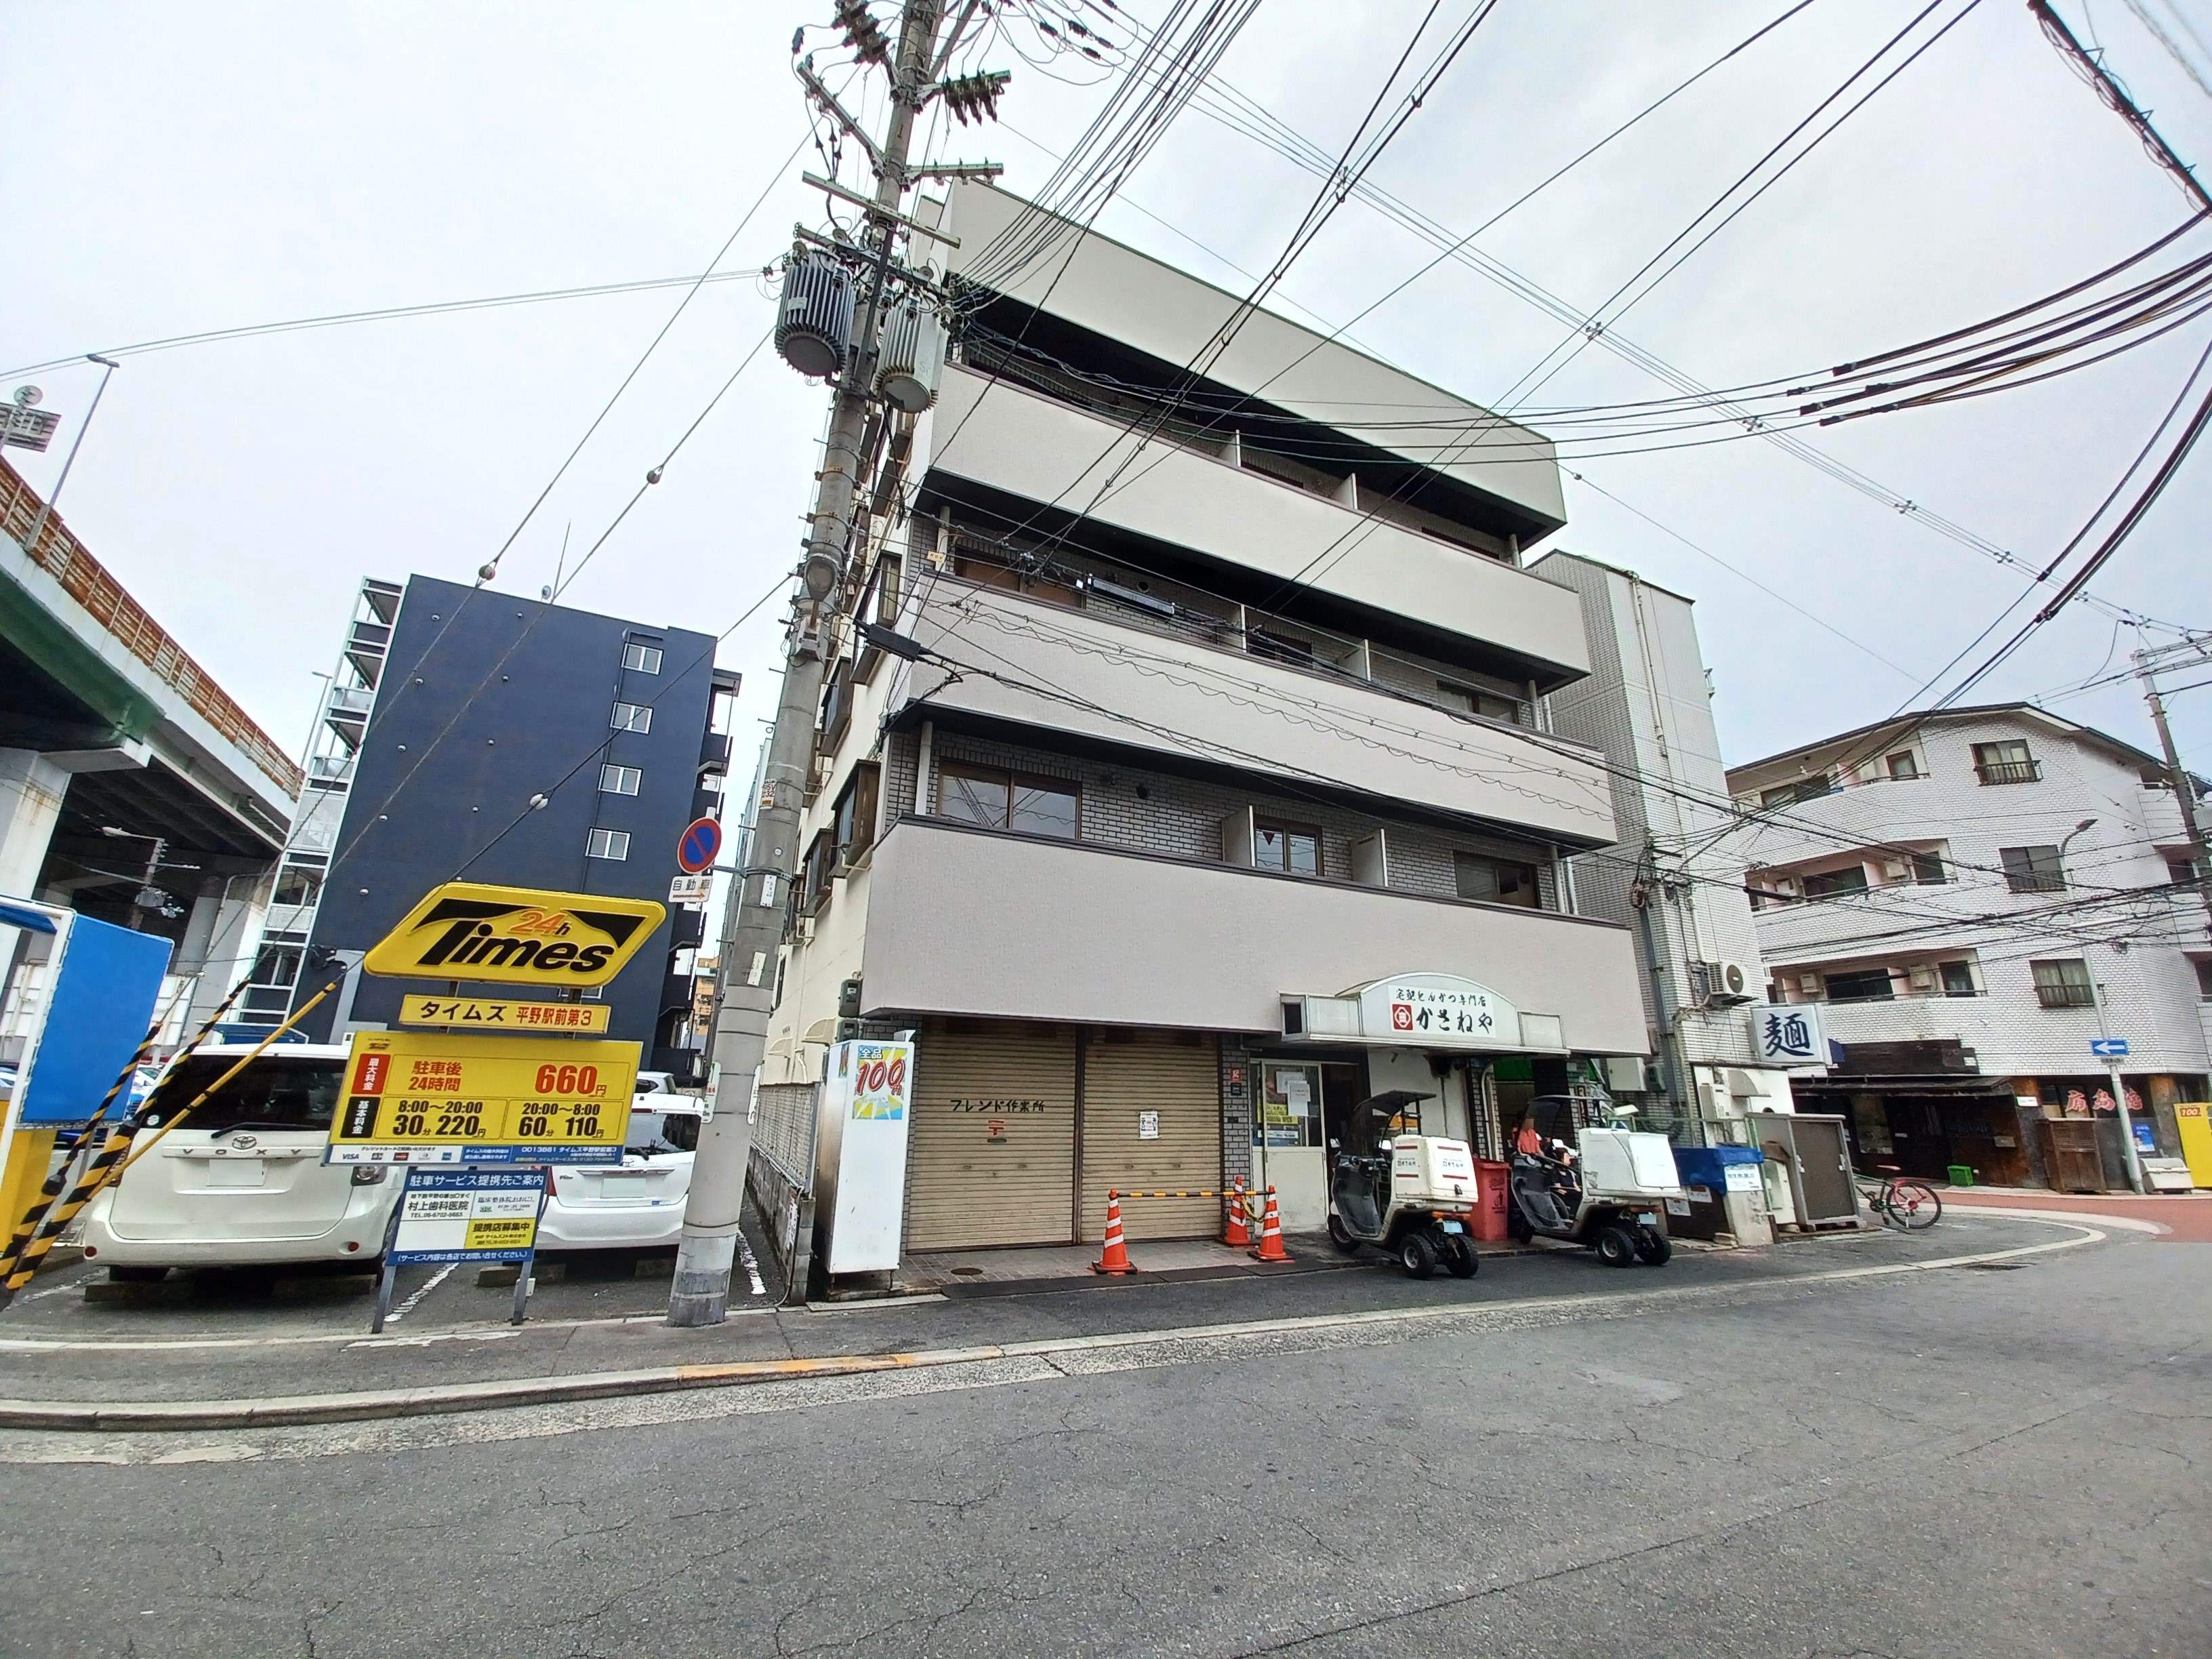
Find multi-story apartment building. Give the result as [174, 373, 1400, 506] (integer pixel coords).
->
[1726, 703, 2211, 1189]
[752, 182, 1650, 1274]
[246, 574, 738, 1079]
[1533, 554, 1795, 1141]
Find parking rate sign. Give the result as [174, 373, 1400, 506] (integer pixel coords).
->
[326, 1029, 638, 1166]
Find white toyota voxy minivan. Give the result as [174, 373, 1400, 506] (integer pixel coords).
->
[79, 1044, 401, 1282]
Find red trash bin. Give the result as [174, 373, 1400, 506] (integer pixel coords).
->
[1469, 1159, 1511, 1242]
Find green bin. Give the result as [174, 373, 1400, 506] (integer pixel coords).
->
[1947, 1164, 1974, 1187]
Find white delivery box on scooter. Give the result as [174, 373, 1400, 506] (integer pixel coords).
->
[1578, 1128, 1685, 1201]
[1391, 1134, 1477, 1207]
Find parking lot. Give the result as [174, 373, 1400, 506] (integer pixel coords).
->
[6, 1212, 785, 1344]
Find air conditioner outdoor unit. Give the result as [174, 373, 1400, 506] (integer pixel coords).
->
[1797, 973, 1822, 995]
[1879, 859, 1910, 881]
[1703, 958, 1755, 1005]
[1908, 965, 1938, 991]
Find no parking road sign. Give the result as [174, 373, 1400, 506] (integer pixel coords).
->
[677, 817, 722, 875]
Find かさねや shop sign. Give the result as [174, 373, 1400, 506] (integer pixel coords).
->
[1354, 973, 1523, 1050]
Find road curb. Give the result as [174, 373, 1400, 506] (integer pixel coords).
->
[0, 1345, 1010, 1431]
[0, 1214, 2110, 1433]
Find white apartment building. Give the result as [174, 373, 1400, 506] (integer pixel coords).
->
[1726, 703, 2211, 1190]
[751, 182, 1654, 1280]
[1534, 554, 1795, 1141]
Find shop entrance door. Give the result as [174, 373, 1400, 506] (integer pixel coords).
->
[1255, 1061, 1359, 1232]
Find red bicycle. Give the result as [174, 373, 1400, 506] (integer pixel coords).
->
[1858, 1165, 1943, 1230]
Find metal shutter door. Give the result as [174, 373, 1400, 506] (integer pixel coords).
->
[905, 1020, 1076, 1251]
[1080, 1030, 1221, 1242]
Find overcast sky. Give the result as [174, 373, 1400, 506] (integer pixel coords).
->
[5, 1, 2208, 811]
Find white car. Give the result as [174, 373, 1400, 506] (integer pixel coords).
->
[79, 1044, 399, 1281]
[537, 1097, 703, 1250]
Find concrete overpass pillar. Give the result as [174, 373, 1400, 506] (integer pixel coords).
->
[0, 750, 70, 899]
[180, 872, 274, 1029]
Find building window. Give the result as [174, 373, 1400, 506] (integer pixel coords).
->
[1437, 681, 1522, 725]
[1761, 776, 1832, 808]
[1254, 818, 1322, 877]
[1802, 865, 1870, 901]
[832, 761, 881, 864]
[1973, 739, 2039, 785]
[1911, 851, 1948, 885]
[1940, 960, 1976, 996]
[586, 828, 630, 861]
[2196, 958, 2212, 1001]
[937, 759, 1078, 838]
[611, 701, 652, 734]
[802, 827, 836, 912]
[622, 642, 663, 675]
[1454, 851, 1539, 907]
[1885, 750, 1920, 780]
[251, 944, 304, 987]
[599, 764, 642, 796]
[1824, 966, 1896, 1003]
[2031, 958, 2095, 1009]
[272, 864, 325, 908]
[2000, 844, 2065, 894]
[2169, 858, 2200, 887]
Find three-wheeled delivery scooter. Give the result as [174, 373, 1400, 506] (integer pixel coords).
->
[1507, 1095, 1683, 1266]
[1326, 1090, 1481, 1279]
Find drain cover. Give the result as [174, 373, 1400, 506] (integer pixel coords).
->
[951, 1267, 985, 1277]
[1961, 1262, 2026, 1271]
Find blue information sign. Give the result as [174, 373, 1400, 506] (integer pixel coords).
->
[386, 1167, 550, 1265]
[2089, 1038, 2129, 1059]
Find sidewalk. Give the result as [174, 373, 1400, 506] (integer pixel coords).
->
[0, 1212, 2091, 1429]
[1938, 1184, 2212, 1242]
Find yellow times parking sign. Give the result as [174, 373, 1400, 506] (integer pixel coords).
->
[361, 881, 665, 989]
[325, 1030, 638, 1166]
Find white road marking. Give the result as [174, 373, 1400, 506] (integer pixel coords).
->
[383, 1263, 455, 1325]
[0, 1219, 2108, 1467]
[737, 1231, 766, 1298]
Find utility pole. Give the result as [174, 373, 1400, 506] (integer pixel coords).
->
[2133, 640, 2212, 937]
[669, 0, 958, 1326]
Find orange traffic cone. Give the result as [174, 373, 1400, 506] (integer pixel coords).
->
[1092, 1189, 1138, 1275]
[1248, 1185, 1292, 1263]
[1223, 1181, 1251, 1248]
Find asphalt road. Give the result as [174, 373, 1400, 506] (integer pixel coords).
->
[1, 1217, 2203, 1657]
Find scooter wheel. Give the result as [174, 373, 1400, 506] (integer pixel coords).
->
[1399, 1231, 1439, 1279]
[1633, 1229, 1673, 1266]
[1444, 1235, 1478, 1278]
[1594, 1225, 1639, 1267]
[1326, 1214, 1361, 1255]
[1507, 1209, 1534, 1245]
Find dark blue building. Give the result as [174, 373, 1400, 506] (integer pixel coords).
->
[289, 575, 735, 1077]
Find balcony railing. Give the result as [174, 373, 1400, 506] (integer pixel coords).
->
[1975, 758, 2041, 785]
[2034, 982, 2096, 1010]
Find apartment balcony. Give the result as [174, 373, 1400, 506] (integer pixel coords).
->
[1974, 758, 2041, 787]
[924, 367, 1592, 687]
[858, 817, 1647, 1054]
[894, 577, 1619, 848]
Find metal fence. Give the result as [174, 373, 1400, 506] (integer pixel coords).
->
[754, 1082, 819, 1191]
[1, 459, 304, 798]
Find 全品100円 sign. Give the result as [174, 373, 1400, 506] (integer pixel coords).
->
[325, 1029, 638, 1166]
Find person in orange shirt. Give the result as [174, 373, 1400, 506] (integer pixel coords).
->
[1514, 1118, 1544, 1158]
